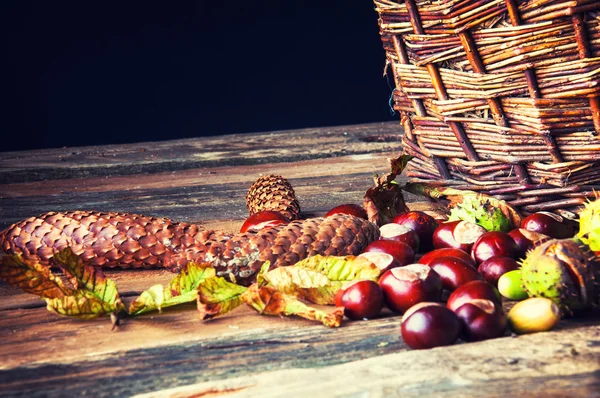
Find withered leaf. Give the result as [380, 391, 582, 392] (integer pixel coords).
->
[260, 267, 335, 305]
[0, 253, 71, 299]
[363, 155, 412, 226]
[197, 276, 247, 320]
[129, 262, 216, 316]
[241, 284, 343, 327]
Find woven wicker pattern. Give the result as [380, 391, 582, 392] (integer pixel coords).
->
[374, 0, 600, 217]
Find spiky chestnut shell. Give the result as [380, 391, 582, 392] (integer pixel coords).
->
[577, 197, 600, 256]
[520, 239, 600, 315]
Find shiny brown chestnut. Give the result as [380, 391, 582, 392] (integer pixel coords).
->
[362, 240, 415, 267]
[427, 256, 483, 291]
[419, 247, 476, 268]
[392, 211, 439, 253]
[446, 280, 502, 312]
[471, 231, 520, 265]
[520, 211, 573, 239]
[454, 299, 507, 341]
[508, 228, 550, 258]
[325, 204, 368, 220]
[379, 223, 420, 252]
[478, 257, 520, 286]
[378, 264, 443, 314]
[401, 302, 462, 349]
[433, 220, 486, 252]
[334, 280, 384, 320]
[240, 210, 290, 233]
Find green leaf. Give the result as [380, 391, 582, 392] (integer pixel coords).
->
[129, 262, 216, 316]
[197, 276, 247, 320]
[0, 253, 72, 299]
[242, 284, 343, 327]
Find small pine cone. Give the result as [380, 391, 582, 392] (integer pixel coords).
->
[184, 214, 380, 286]
[245, 175, 301, 220]
[0, 211, 228, 270]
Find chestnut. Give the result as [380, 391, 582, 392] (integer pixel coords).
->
[362, 240, 415, 267]
[418, 247, 476, 268]
[508, 228, 550, 259]
[400, 302, 461, 349]
[432, 220, 486, 252]
[325, 204, 368, 220]
[379, 223, 420, 252]
[427, 256, 482, 291]
[392, 211, 439, 252]
[446, 280, 502, 312]
[378, 264, 443, 314]
[358, 252, 400, 273]
[334, 280, 383, 320]
[520, 211, 573, 239]
[471, 231, 520, 265]
[454, 299, 507, 341]
[478, 256, 520, 286]
[240, 210, 290, 233]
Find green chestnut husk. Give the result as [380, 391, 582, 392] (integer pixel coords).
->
[577, 196, 600, 256]
[448, 196, 511, 232]
[520, 239, 600, 315]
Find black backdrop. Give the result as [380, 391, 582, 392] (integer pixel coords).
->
[2, 1, 397, 152]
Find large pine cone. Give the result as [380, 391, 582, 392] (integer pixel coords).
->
[245, 175, 301, 220]
[0, 211, 227, 270]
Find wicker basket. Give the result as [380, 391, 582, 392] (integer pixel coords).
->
[374, 0, 600, 217]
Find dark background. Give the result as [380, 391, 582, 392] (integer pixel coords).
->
[1, 1, 396, 152]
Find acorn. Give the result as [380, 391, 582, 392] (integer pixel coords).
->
[507, 297, 561, 334]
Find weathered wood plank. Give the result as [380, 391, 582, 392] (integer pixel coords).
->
[0, 122, 402, 183]
[133, 324, 600, 398]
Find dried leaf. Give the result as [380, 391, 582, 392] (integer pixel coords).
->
[45, 291, 121, 320]
[290, 255, 383, 304]
[363, 155, 412, 226]
[129, 262, 216, 315]
[54, 249, 125, 310]
[261, 267, 335, 305]
[197, 276, 247, 320]
[0, 253, 71, 299]
[241, 284, 343, 327]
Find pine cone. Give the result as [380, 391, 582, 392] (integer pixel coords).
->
[178, 214, 380, 286]
[245, 175, 301, 220]
[0, 211, 228, 270]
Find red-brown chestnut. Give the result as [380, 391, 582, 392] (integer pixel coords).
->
[334, 280, 383, 320]
[240, 210, 290, 233]
[454, 299, 507, 341]
[401, 302, 461, 349]
[520, 211, 573, 239]
[446, 280, 502, 312]
[358, 252, 401, 273]
[478, 257, 520, 286]
[433, 220, 486, 252]
[325, 204, 368, 220]
[419, 248, 476, 268]
[392, 211, 439, 253]
[379, 223, 420, 252]
[362, 240, 415, 267]
[427, 256, 482, 291]
[471, 231, 520, 265]
[378, 264, 443, 314]
[508, 228, 550, 258]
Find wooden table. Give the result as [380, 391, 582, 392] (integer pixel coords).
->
[1, 122, 599, 398]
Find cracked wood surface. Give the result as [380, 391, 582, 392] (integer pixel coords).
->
[1, 121, 599, 397]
